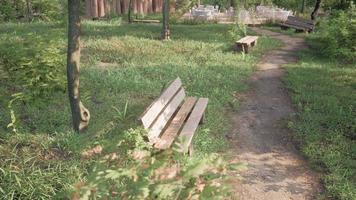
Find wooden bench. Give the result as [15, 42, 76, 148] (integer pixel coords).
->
[133, 19, 160, 23]
[280, 16, 315, 32]
[235, 36, 259, 53]
[139, 77, 208, 155]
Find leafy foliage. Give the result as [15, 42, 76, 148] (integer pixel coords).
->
[0, 26, 66, 131]
[227, 23, 247, 42]
[73, 128, 232, 200]
[307, 5, 356, 63]
[0, 0, 66, 22]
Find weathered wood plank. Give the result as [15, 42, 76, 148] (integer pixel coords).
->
[236, 36, 258, 45]
[154, 97, 197, 149]
[243, 36, 258, 44]
[288, 16, 314, 25]
[140, 77, 182, 129]
[178, 98, 208, 153]
[280, 23, 308, 32]
[148, 89, 185, 142]
[133, 19, 160, 23]
[236, 36, 251, 43]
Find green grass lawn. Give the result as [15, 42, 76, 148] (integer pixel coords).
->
[0, 21, 281, 199]
[284, 47, 356, 200]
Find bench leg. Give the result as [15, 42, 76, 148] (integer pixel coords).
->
[281, 26, 288, 30]
[251, 41, 256, 47]
[243, 44, 249, 53]
[235, 44, 242, 52]
[188, 143, 194, 157]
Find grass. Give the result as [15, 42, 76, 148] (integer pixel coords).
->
[284, 45, 356, 199]
[0, 21, 281, 199]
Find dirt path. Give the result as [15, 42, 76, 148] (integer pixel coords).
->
[229, 28, 322, 200]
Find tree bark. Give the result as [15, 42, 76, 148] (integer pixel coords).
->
[98, 0, 105, 17]
[161, 0, 170, 40]
[128, 0, 133, 22]
[67, 0, 90, 132]
[25, 0, 32, 22]
[92, 0, 99, 18]
[311, 0, 321, 20]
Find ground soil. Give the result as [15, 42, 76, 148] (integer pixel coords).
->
[228, 28, 322, 200]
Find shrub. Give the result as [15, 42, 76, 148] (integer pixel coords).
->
[0, 33, 66, 132]
[227, 23, 247, 42]
[307, 6, 356, 63]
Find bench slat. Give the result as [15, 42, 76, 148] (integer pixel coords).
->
[178, 98, 208, 153]
[285, 20, 313, 29]
[236, 36, 258, 45]
[281, 23, 308, 31]
[288, 16, 314, 25]
[140, 77, 182, 129]
[154, 97, 198, 149]
[243, 36, 258, 44]
[148, 88, 186, 142]
[236, 36, 251, 43]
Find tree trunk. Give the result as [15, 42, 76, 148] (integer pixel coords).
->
[98, 0, 105, 17]
[92, 0, 99, 19]
[138, 0, 144, 16]
[230, 0, 236, 8]
[67, 0, 90, 132]
[311, 0, 321, 20]
[85, 0, 91, 18]
[161, 0, 170, 40]
[301, 0, 305, 13]
[25, 0, 32, 22]
[104, 0, 111, 16]
[147, 0, 152, 13]
[128, 0, 133, 22]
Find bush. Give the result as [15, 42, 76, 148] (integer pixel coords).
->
[227, 23, 247, 42]
[0, 32, 66, 132]
[0, 0, 65, 22]
[307, 6, 356, 63]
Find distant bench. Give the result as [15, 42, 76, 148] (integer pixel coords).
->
[133, 19, 160, 23]
[280, 16, 315, 32]
[139, 77, 208, 155]
[235, 36, 259, 53]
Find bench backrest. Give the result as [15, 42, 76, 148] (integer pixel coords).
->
[288, 16, 314, 25]
[139, 77, 186, 141]
[286, 16, 315, 29]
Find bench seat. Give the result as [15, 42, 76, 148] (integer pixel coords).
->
[139, 77, 208, 155]
[235, 35, 259, 53]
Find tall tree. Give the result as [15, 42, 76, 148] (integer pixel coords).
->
[25, 0, 32, 22]
[128, 0, 133, 23]
[67, 0, 90, 132]
[161, 0, 170, 40]
[311, 0, 322, 20]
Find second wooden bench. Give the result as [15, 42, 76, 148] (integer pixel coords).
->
[235, 36, 259, 53]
